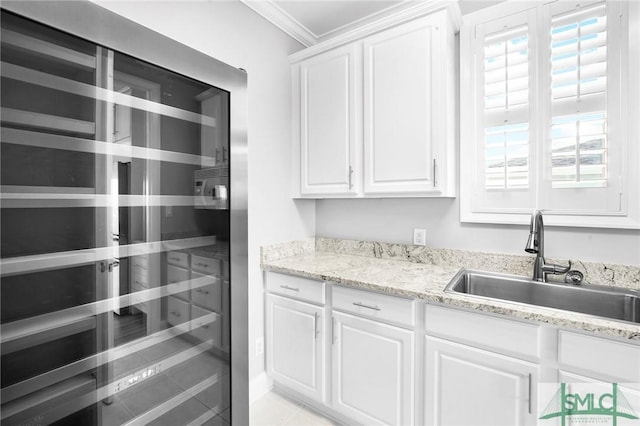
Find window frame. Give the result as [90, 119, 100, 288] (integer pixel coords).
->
[460, 0, 639, 229]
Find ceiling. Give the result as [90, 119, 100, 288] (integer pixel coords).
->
[240, 0, 501, 47]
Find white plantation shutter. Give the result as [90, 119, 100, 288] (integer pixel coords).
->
[471, 8, 537, 213]
[549, 2, 608, 189]
[484, 24, 530, 190]
[462, 0, 636, 226]
[543, 0, 623, 213]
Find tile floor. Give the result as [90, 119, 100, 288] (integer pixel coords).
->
[250, 391, 341, 426]
[103, 328, 337, 426]
[102, 333, 230, 426]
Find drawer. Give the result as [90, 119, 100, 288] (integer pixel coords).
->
[332, 285, 415, 327]
[191, 255, 222, 276]
[265, 272, 325, 305]
[425, 304, 540, 359]
[191, 272, 223, 313]
[167, 264, 190, 300]
[167, 251, 189, 269]
[191, 305, 222, 347]
[167, 296, 190, 328]
[558, 330, 640, 383]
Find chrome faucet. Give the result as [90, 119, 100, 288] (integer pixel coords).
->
[524, 210, 571, 282]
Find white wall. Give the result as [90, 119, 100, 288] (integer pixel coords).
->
[316, 198, 640, 265]
[91, 0, 315, 388]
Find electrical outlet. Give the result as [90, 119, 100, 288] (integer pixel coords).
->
[413, 228, 426, 246]
[255, 336, 264, 356]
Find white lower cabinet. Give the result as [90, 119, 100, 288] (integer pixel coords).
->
[266, 293, 325, 402]
[331, 311, 414, 426]
[264, 272, 639, 426]
[424, 335, 538, 426]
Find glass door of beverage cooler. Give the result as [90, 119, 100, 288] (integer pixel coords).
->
[0, 6, 244, 425]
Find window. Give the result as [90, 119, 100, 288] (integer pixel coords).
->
[460, 0, 639, 228]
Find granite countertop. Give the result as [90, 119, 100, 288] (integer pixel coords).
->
[261, 237, 640, 341]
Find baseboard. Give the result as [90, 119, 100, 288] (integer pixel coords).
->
[249, 371, 273, 404]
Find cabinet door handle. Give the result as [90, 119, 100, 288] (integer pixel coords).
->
[280, 285, 299, 292]
[223, 147, 228, 162]
[353, 301, 381, 311]
[314, 312, 319, 339]
[170, 311, 181, 318]
[433, 158, 437, 187]
[528, 373, 532, 414]
[332, 317, 336, 344]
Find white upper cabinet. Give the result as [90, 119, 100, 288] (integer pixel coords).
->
[295, 44, 360, 196]
[291, 6, 459, 198]
[363, 14, 452, 195]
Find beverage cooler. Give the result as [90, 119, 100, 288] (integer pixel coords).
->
[0, 2, 248, 425]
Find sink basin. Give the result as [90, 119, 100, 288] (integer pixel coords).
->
[444, 269, 640, 324]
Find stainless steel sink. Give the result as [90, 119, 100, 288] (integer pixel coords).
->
[444, 269, 640, 324]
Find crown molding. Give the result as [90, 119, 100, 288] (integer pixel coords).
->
[240, 0, 318, 47]
[288, 0, 461, 63]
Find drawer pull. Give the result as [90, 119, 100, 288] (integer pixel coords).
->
[170, 311, 181, 317]
[169, 257, 181, 262]
[280, 285, 299, 292]
[353, 301, 381, 311]
[196, 262, 209, 267]
[196, 289, 210, 294]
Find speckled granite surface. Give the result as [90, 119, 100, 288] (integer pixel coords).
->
[261, 237, 640, 340]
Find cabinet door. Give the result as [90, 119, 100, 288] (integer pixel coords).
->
[424, 336, 538, 426]
[332, 311, 414, 426]
[298, 44, 360, 196]
[363, 16, 439, 195]
[266, 294, 325, 402]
